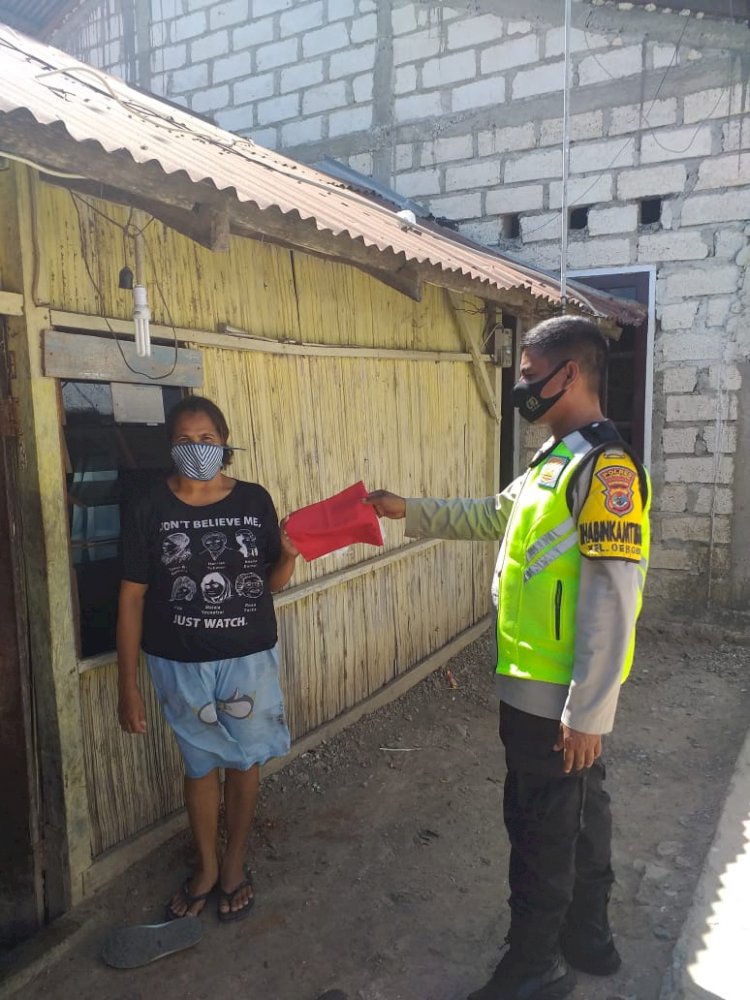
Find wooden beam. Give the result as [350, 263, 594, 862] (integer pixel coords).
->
[447, 290, 500, 423]
[48, 309, 492, 364]
[231, 222, 423, 302]
[51, 175, 424, 301]
[43, 329, 203, 386]
[0, 290, 24, 316]
[47, 176, 231, 252]
[273, 539, 441, 610]
[0, 115, 534, 312]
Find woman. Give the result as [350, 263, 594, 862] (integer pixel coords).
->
[117, 396, 298, 922]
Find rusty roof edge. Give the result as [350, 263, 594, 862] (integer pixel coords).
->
[0, 108, 642, 325]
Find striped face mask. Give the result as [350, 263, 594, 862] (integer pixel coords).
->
[171, 442, 225, 481]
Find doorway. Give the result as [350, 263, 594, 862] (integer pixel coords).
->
[569, 267, 655, 466]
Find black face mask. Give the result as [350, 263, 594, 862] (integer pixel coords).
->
[512, 360, 571, 424]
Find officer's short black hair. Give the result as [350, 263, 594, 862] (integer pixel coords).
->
[521, 316, 609, 390]
[166, 395, 233, 466]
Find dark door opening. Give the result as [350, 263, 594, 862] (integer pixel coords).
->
[572, 270, 651, 460]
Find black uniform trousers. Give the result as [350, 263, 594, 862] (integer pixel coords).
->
[499, 701, 615, 960]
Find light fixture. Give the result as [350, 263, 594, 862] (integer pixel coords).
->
[130, 209, 152, 357]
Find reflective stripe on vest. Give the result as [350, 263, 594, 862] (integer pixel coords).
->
[494, 431, 650, 687]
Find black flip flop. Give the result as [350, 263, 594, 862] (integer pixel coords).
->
[165, 877, 215, 922]
[217, 869, 255, 923]
[102, 919, 203, 969]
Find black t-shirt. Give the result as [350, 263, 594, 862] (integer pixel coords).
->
[121, 480, 281, 662]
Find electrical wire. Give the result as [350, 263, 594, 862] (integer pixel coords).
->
[69, 191, 179, 379]
[521, 16, 730, 244]
[0, 147, 86, 179]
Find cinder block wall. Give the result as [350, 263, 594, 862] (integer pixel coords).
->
[53, 0, 750, 614]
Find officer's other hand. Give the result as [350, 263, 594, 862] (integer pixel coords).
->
[364, 490, 406, 519]
[554, 724, 602, 773]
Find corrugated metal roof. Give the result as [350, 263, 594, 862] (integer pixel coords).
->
[0, 25, 645, 325]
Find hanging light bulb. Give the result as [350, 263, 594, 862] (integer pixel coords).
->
[132, 209, 152, 357]
[133, 283, 151, 357]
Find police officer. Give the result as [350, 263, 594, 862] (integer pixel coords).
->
[366, 316, 650, 1000]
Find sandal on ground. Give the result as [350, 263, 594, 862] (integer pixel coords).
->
[165, 877, 215, 921]
[217, 869, 255, 923]
[102, 918, 203, 968]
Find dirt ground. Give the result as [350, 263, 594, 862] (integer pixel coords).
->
[11, 619, 750, 1000]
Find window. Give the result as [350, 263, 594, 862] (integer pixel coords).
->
[569, 206, 590, 231]
[62, 381, 182, 658]
[639, 197, 662, 227]
[502, 213, 521, 239]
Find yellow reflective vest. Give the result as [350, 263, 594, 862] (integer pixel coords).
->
[495, 429, 650, 688]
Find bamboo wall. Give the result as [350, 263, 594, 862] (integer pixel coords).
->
[22, 178, 500, 863]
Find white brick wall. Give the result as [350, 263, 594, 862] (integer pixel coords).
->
[640, 126, 714, 164]
[682, 190, 750, 226]
[54, 0, 750, 612]
[447, 13, 504, 51]
[577, 45, 642, 86]
[480, 35, 539, 74]
[512, 61, 564, 99]
[696, 154, 750, 190]
[452, 78, 505, 112]
[569, 137, 635, 174]
[422, 51, 477, 89]
[638, 231, 709, 262]
[608, 99, 677, 136]
[485, 184, 544, 214]
[505, 148, 563, 183]
[587, 204, 638, 235]
[478, 124, 535, 155]
[616, 165, 687, 200]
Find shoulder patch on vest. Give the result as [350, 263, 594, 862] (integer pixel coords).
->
[578, 451, 644, 562]
[537, 454, 570, 490]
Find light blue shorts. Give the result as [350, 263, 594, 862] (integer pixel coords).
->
[146, 645, 291, 779]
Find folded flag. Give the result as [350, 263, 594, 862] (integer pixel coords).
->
[284, 481, 384, 562]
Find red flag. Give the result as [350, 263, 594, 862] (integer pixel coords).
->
[285, 481, 384, 562]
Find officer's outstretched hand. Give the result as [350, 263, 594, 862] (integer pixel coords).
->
[364, 490, 406, 519]
[554, 724, 602, 773]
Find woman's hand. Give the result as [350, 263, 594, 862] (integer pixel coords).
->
[269, 518, 299, 592]
[118, 684, 147, 735]
[280, 518, 300, 559]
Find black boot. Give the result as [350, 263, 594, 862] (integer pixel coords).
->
[467, 945, 576, 1000]
[560, 889, 621, 976]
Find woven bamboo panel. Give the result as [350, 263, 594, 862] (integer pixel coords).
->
[35, 182, 472, 351]
[42, 181, 499, 856]
[80, 657, 185, 856]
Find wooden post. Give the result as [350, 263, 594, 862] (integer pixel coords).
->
[446, 290, 500, 424]
[7, 164, 93, 910]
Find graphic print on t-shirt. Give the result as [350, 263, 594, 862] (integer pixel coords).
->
[122, 482, 281, 661]
[235, 528, 258, 559]
[236, 572, 264, 599]
[170, 575, 197, 602]
[157, 507, 271, 639]
[162, 532, 191, 565]
[201, 571, 232, 604]
[201, 531, 228, 560]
